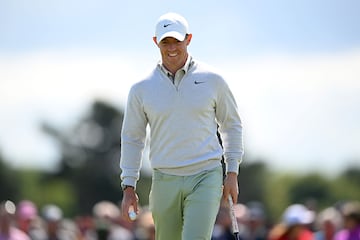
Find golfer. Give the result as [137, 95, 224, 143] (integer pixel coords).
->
[120, 12, 244, 240]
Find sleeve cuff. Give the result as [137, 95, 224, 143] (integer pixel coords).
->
[121, 177, 137, 189]
[226, 159, 241, 174]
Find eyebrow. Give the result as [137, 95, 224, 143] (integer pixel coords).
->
[160, 39, 178, 44]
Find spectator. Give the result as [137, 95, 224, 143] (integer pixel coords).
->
[16, 200, 38, 234]
[334, 200, 360, 240]
[0, 200, 30, 240]
[245, 201, 268, 240]
[314, 206, 342, 240]
[212, 204, 235, 240]
[92, 201, 133, 240]
[268, 204, 314, 240]
[15, 200, 47, 240]
[41, 204, 78, 240]
[233, 203, 250, 239]
[75, 215, 96, 240]
[133, 207, 155, 240]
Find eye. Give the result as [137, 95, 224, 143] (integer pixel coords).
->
[159, 38, 182, 45]
[160, 40, 169, 45]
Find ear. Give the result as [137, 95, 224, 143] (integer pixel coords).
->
[186, 34, 193, 45]
[153, 37, 159, 46]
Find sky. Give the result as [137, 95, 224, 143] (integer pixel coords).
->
[1, 0, 360, 176]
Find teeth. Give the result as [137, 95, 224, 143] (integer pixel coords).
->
[169, 53, 177, 57]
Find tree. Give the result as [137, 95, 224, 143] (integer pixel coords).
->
[342, 165, 360, 186]
[42, 100, 126, 215]
[237, 160, 269, 204]
[0, 153, 19, 201]
[289, 174, 334, 210]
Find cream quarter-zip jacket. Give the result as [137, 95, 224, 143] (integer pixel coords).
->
[120, 58, 244, 187]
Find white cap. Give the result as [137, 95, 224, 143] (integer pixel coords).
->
[282, 204, 315, 226]
[93, 201, 120, 219]
[155, 12, 189, 42]
[42, 204, 63, 222]
[247, 201, 265, 220]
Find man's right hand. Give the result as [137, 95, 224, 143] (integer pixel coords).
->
[121, 187, 139, 222]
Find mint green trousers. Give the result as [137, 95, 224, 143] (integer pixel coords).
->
[149, 166, 223, 240]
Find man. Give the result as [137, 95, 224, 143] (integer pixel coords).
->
[120, 12, 244, 240]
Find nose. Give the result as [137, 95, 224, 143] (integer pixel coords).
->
[168, 42, 177, 51]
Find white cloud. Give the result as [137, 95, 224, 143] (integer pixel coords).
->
[2, 51, 134, 104]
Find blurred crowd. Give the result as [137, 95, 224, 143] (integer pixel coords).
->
[1, 198, 359, 240]
[212, 200, 360, 240]
[0, 200, 153, 240]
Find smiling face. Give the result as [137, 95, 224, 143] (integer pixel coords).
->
[153, 34, 192, 75]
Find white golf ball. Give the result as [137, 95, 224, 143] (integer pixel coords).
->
[129, 211, 137, 221]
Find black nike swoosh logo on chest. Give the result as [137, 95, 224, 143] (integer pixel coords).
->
[194, 81, 205, 84]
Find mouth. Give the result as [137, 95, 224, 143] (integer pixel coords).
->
[168, 53, 178, 57]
